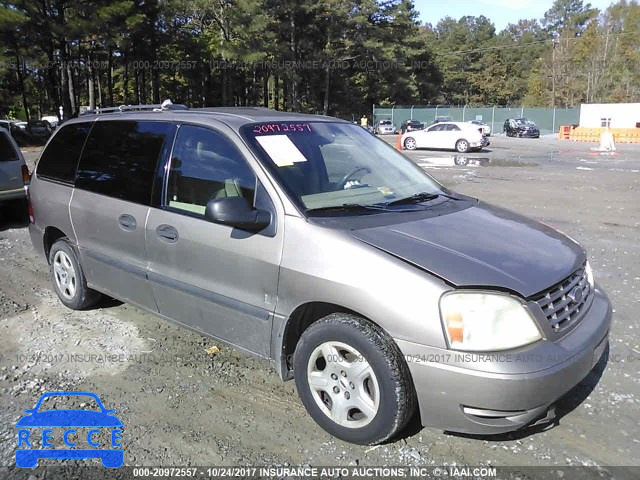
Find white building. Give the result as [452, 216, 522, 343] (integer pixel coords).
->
[579, 103, 640, 129]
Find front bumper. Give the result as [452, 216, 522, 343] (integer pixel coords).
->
[519, 130, 540, 138]
[396, 288, 611, 435]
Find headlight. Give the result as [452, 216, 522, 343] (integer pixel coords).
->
[440, 292, 542, 351]
[585, 260, 594, 288]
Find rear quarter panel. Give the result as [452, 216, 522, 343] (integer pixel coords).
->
[28, 175, 76, 259]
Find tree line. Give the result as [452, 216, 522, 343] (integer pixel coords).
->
[0, 0, 638, 121]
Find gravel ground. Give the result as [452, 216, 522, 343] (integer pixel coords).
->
[0, 136, 638, 477]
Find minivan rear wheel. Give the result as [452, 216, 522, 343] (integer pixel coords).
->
[293, 313, 416, 445]
[49, 239, 101, 310]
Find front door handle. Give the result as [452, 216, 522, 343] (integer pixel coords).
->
[156, 224, 179, 243]
[118, 214, 137, 231]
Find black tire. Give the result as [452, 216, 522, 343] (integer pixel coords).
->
[49, 238, 101, 310]
[293, 313, 417, 445]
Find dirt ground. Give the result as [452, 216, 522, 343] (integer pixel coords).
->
[0, 135, 639, 478]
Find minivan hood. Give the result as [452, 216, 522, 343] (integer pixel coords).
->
[351, 202, 585, 298]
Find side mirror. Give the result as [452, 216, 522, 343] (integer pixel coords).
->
[205, 196, 271, 232]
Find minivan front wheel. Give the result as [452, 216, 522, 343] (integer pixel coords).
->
[49, 239, 101, 310]
[293, 313, 416, 445]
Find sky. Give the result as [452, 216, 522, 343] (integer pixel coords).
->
[414, 0, 617, 31]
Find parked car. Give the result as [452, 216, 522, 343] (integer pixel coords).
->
[0, 127, 29, 209]
[374, 120, 396, 135]
[41, 115, 60, 128]
[400, 119, 425, 133]
[26, 120, 54, 145]
[468, 119, 491, 136]
[0, 120, 28, 145]
[29, 107, 610, 445]
[402, 121, 485, 153]
[504, 118, 540, 138]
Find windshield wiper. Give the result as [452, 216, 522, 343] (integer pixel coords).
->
[385, 192, 440, 206]
[306, 203, 389, 214]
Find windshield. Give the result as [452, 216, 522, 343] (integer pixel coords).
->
[241, 122, 447, 214]
[379, 120, 392, 125]
[515, 119, 534, 126]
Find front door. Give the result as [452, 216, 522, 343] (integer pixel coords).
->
[145, 124, 283, 358]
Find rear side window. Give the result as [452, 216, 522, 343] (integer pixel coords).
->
[76, 121, 171, 205]
[37, 123, 92, 182]
[0, 132, 19, 162]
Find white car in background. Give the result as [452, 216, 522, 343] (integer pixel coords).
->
[41, 115, 59, 128]
[374, 120, 396, 135]
[402, 121, 484, 153]
[468, 119, 491, 136]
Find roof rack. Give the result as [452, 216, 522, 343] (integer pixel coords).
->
[81, 99, 188, 116]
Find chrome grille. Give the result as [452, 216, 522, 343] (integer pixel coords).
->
[533, 263, 593, 332]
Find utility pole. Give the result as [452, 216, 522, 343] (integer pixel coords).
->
[551, 40, 557, 109]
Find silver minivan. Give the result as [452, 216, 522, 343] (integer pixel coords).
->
[28, 106, 611, 445]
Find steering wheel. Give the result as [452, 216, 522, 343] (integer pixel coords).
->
[337, 166, 372, 190]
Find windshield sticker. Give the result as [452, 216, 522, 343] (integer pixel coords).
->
[256, 135, 308, 167]
[253, 123, 312, 134]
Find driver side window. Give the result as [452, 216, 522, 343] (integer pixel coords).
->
[166, 125, 256, 216]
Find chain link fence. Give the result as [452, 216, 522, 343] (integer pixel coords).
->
[372, 105, 580, 136]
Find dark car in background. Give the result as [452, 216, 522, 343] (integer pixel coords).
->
[26, 120, 55, 144]
[400, 119, 425, 134]
[504, 118, 540, 138]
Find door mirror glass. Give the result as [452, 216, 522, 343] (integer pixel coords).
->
[205, 196, 271, 232]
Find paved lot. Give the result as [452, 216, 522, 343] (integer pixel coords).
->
[0, 137, 639, 477]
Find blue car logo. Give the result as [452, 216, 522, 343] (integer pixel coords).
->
[15, 391, 123, 468]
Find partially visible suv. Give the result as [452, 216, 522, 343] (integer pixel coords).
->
[504, 118, 540, 138]
[0, 127, 29, 210]
[29, 106, 610, 445]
